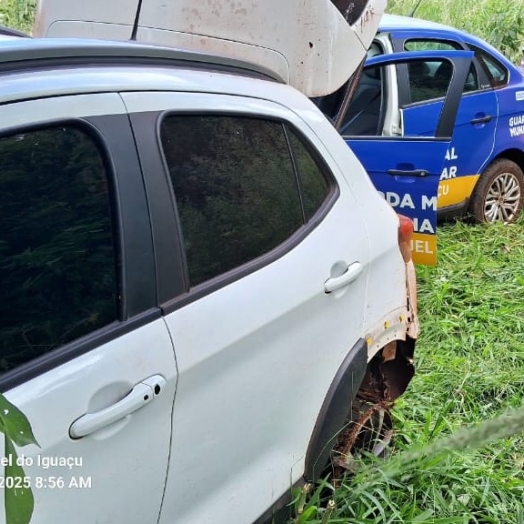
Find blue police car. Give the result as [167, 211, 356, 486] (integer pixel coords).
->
[317, 14, 524, 264]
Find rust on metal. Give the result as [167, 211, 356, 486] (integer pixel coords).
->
[332, 338, 416, 475]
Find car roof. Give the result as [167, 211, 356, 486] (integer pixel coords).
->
[0, 24, 29, 38]
[379, 14, 455, 33]
[0, 35, 320, 111]
[0, 36, 283, 82]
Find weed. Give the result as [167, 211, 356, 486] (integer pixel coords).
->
[0, 0, 36, 34]
[388, 0, 524, 63]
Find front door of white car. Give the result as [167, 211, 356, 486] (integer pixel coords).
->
[0, 94, 177, 523]
[121, 90, 372, 524]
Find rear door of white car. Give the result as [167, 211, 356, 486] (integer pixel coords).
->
[123, 90, 372, 524]
[0, 94, 177, 523]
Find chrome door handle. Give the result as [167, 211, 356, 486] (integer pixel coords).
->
[324, 262, 363, 293]
[69, 375, 166, 439]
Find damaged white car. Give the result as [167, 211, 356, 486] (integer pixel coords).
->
[0, 1, 420, 523]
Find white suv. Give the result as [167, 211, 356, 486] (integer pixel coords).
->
[0, 30, 418, 524]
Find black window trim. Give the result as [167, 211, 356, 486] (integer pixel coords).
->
[0, 309, 161, 392]
[147, 109, 339, 315]
[467, 43, 509, 89]
[283, 124, 307, 224]
[0, 114, 157, 390]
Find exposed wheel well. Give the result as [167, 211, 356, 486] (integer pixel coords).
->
[492, 148, 524, 173]
[305, 337, 416, 481]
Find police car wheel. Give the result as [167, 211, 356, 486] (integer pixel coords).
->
[470, 159, 524, 223]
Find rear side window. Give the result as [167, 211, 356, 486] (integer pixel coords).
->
[404, 39, 462, 52]
[160, 115, 332, 288]
[470, 44, 508, 87]
[0, 126, 119, 372]
[287, 131, 331, 219]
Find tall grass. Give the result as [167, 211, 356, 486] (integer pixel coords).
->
[0, 0, 35, 34]
[388, 0, 524, 63]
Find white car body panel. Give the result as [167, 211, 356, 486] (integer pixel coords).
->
[2, 319, 176, 524]
[0, 92, 178, 524]
[120, 89, 411, 523]
[122, 90, 370, 523]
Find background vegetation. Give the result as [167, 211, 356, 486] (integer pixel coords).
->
[0, 0, 35, 34]
[2, 0, 524, 522]
[388, 0, 524, 63]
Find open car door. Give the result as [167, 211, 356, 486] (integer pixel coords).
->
[338, 50, 473, 265]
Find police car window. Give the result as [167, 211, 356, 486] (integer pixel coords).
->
[469, 45, 508, 87]
[405, 39, 479, 93]
[0, 125, 119, 373]
[160, 116, 304, 287]
[339, 65, 383, 136]
[408, 59, 454, 103]
[405, 39, 461, 52]
[312, 40, 384, 123]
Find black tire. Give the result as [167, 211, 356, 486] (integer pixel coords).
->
[470, 159, 524, 223]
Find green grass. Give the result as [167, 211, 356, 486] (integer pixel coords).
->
[388, 0, 524, 63]
[290, 219, 524, 523]
[0, 0, 35, 34]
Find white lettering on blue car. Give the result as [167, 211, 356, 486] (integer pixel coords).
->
[509, 114, 524, 137]
[421, 195, 437, 211]
[378, 191, 415, 209]
[509, 114, 524, 126]
[412, 218, 435, 234]
[440, 147, 459, 180]
[445, 147, 458, 161]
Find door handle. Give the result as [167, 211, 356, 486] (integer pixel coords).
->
[387, 169, 429, 177]
[324, 262, 363, 293]
[69, 375, 166, 439]
[470, 114, 493, 125]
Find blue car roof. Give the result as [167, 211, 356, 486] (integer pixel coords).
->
[380, 14, 454, 32]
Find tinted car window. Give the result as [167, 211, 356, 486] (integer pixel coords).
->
[287, 131, 331, 220]
[470, 44, 508, 87]
[405, 39, 479, 92]
[339, 65, 383, 135]
[160, 115, 304, 287]
[0, 126, 118, 373]
[408, 59, 454, 103]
